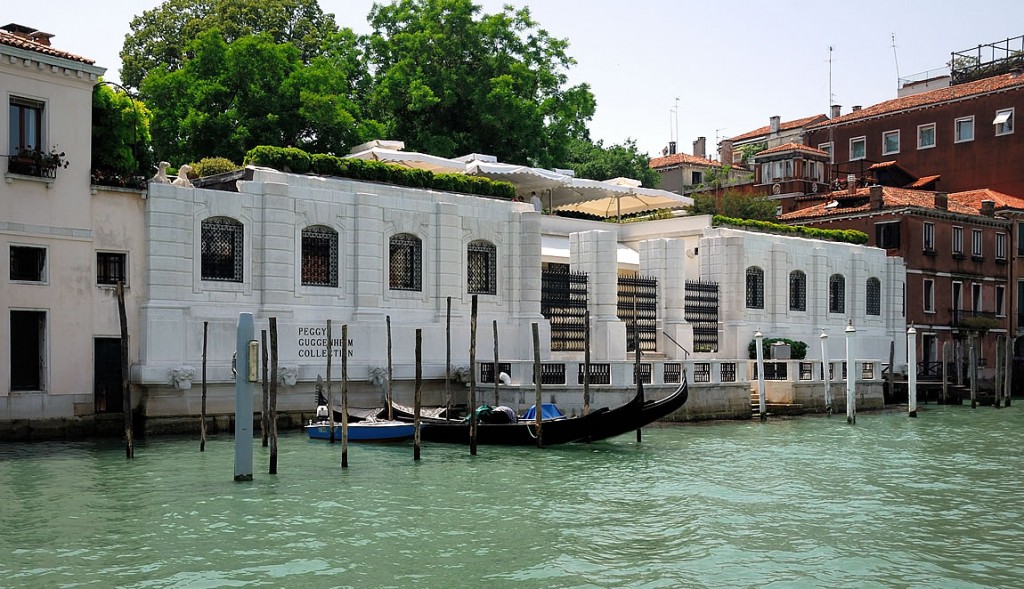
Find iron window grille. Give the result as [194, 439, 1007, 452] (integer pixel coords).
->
[720, 363, 736, 382]
[201, 217, 243, 282]
[532, 363, 566, 385]
[799, 362, 814, 380]
[829, 274, 845, 314]
[541, 267, 589, 352]
[632, 363, 653, 385]
[97, 252, 127, 285]
[301, 225, 338, 287]
[789, 270, 806, 311]
[10, 246, 46, 282]
[480, 362, 512, 384]
[866, 277, 881, 316]
[664, 363, 682, 384]
[617, 273, 658, 353]
[746, 267, 764, 309]
[578, 363, 611, 385]
[685, 280, 719, 353]
[467, 240, 496, 295]
[389, 233, 422, 291]
[693, 362, 711, 383]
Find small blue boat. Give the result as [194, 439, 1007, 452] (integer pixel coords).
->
[305, 420, 416, 442]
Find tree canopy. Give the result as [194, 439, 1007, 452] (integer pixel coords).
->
[91, 82, 153, 182]
[364, 0, 596, 167]
[120, 0, 337, 89]
[564, 138, 660, 187]
[689, 189, 778, 221]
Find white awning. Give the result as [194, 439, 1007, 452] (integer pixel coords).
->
[345, 147, 466, 174]
[541, 236, 638, 266]
[993, 110, 1012, 125]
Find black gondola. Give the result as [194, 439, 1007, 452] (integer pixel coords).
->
[413, 377, 688, 446]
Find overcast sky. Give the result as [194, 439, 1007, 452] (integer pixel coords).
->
[9, 1, 1024, 160]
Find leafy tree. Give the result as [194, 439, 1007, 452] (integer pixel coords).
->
[564, 138, 660, 186]
[737, 141, 766, 166]
[141, 29, 374, 164]
[364, 0, 596, 167]
[91, 82, 153, 178]
[120, 0, 338, 90]
[689, 189, 777, 221]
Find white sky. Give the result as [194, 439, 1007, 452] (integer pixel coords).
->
[9, 1, 1024, 159]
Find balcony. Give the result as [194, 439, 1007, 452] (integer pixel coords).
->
[5, 148, 68, 180]
[950, 309, 1001, 332]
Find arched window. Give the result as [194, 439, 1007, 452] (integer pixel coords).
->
[201, 216, 243, 282]
[745, 266, 764, 309]
[829, 274, 846, 313]
[467, 240, 496, 295]
[389, 233, 422, 291]
[301, 225, 338, 287]
[866, 277, 881, 316]
[789, 270, 806, 311]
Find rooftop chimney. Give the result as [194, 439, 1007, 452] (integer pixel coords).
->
[668, 141, 677, 155]
[934, 192, 948, 211]
[693, 137, 706, 159]
[852, 105, 862, 112]
[869, 185, 883, 209]
[1, 23, 53, 46]
[830, 104, 842, 118]
[719, 139, 734, 165]
[847, 174, 857, 196]
[769, 115, 781, 134]
[981, 199, 995, 217]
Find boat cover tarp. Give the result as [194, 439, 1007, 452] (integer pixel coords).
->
[521, 403, 565, 421]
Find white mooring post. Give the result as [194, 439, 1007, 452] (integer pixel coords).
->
[754, 328, 767, 421]
[234, 312, 255, 481]
[907, 325, 918, 418]
[820, 329, 831, 416]
[845, 322, 856, 425]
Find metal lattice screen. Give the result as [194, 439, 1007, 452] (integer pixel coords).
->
[685, 280, 719, 353]
[389, 233, 422, 291]
[201, 217, 243, 282]
[467, 240, 496, 295]
[541, 267, 589, 351]
[617, 274, 658, 353]
[301, 226, 338, 287]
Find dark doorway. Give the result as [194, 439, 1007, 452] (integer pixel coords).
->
[94, 338, 123, 413]
[10, 310, 45, 391]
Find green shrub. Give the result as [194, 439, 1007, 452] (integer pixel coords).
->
[189, 157, 240, 177]
[747, 337, 808, 360]
[713, 215, 869, 245]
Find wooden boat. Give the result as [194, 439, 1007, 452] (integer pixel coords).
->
[305, 419, 416, 442]
[414, 377, 687, 446]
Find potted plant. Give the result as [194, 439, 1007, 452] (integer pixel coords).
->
[9, 145, 69, 178]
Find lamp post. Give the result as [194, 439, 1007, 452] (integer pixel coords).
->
[820, 329, 831, 416]
[907, 325, 918, 417]
[845, 321, 856, 425]
[754, 328, 767, 421]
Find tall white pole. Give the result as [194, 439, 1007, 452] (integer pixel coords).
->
[820, 329, 831, 416]
[755, 329, 767, 421]
[845, 322, 856, 425]
[907, 325, 917, 418]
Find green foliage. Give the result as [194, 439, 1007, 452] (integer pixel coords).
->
[91, 83, 153, 181]
[141, 29, 375, 164]
[120, 0, 338, 89]
[690, 190, 778, 221]
[189, 157, 241, 177]
[564, 138, 660, 187]
[748, 338, 808, 360]
[712, 215, 870, 245]
[244, 145, 515, 199]
[959, 316, 1001, 332]
[737, 142, 767, 166]
[364, 0, 596, 167]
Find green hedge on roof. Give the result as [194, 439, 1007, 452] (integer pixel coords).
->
[243, 146, 516, 200]
[712, 215, 869, 245]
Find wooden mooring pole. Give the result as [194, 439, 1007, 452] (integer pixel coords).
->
[583, 310, 591, 416]
[469, 295, 478, 455]
[269, 317, 279, 475]
[327, 320, 335, 442]
[261, 329, 269, 447]
[995, 335, 1004, 409]
[201, 321, 208, 452]
[970, 342, 977, 409]
[341, 324, 349, 468]
[635, 328, 643, 443]
[387, 315, 394, 420]
[493, 320, 500, 407]
[907, 327, 917, 417]
[117, 281, 133, 459]
[532, 322, 543, 448]
[941, 341, 949, 405]
[1005, 336, 1014, 408]
[414, 329, 422, 461]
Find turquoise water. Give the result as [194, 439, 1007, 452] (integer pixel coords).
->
[2, 405, 1024, 588]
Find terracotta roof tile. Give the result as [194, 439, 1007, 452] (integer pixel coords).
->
[650, 152, 722, 169]
[729, 114, 828, 142]
[951, 188, 1024, 210]
[809, 73, 1024, 129]
[754, 142, 829, 158]
[908, 175, 941, 188]
[0, 29, 95, 65]
[778, 186, 990, 221]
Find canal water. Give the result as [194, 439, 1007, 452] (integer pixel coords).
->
[2, 405, 1023, 589]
